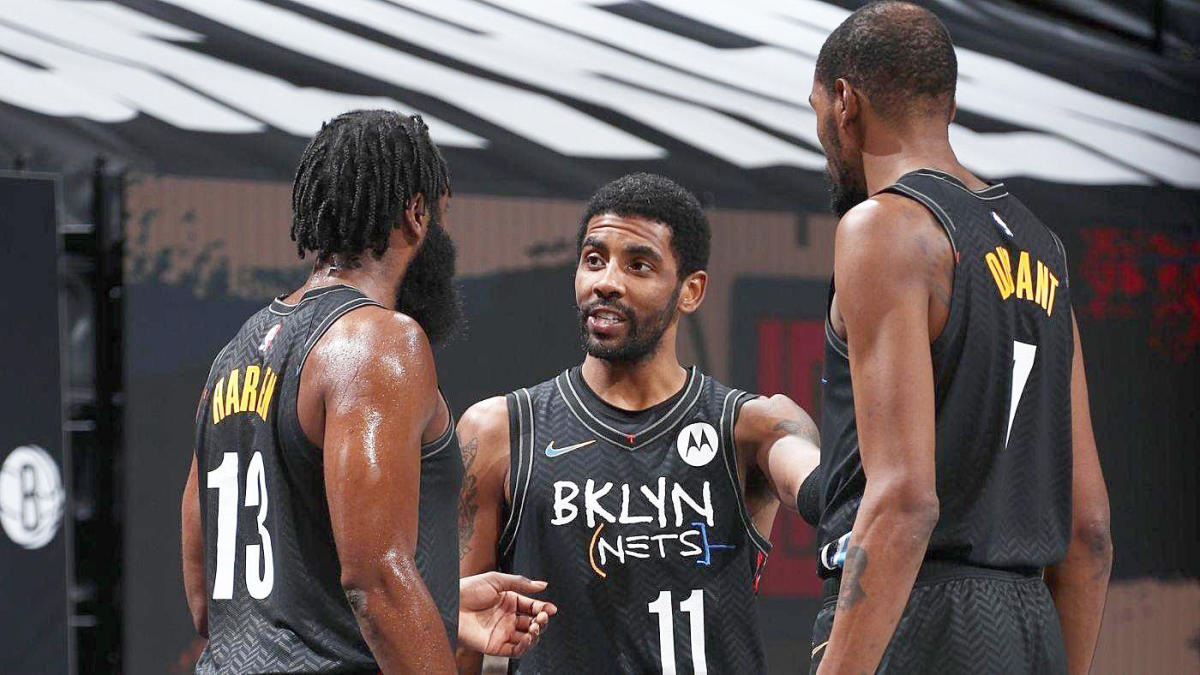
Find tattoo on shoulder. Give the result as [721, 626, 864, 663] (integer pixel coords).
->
[457, 436, 480, 557]
[837, 546, 868, 610]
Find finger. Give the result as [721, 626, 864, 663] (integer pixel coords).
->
[514, 593, 557, 617]
[486, 572, 549, 594]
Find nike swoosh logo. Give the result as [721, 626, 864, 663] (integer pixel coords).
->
[545, 439, 596, 457]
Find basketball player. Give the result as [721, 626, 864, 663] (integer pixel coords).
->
[455, 173, 821, 673]
[180, 111, 554, 674]
[805, 4, 1112, 673]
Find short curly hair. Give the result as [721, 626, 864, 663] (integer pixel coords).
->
[577, 173, 710, 278]
[290, 110, 451, 265]
[815, 1, 957, 118]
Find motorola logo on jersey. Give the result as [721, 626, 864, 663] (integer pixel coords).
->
[676, 422, 718, 467]
[0, 445, 65, 550]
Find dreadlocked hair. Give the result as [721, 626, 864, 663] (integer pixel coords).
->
[290, 110, 451, 266]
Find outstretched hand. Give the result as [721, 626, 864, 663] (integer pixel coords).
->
[458, 572, 557, 658]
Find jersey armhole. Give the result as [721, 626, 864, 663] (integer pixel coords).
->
[882, 182, 960, 259]
[1047, 228, 1070, 287]
[498, 389, 533, 560]
[720, 390, 773, 558]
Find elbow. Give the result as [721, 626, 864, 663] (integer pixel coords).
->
[868, 480, 940, 539]
[1074, 511, 1113, 566]
[340, 554, 420, 620]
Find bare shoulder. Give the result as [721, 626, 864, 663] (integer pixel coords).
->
[457, 396, 511, 456]
[736, 394, 819, 448]
[835, 193, 953, 298]
[311, 306, 436, 393]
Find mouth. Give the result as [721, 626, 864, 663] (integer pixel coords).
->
[585, 307, 627, 335]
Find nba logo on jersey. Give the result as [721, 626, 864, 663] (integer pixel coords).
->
[258, 323, 282, 353]
[676, 422, 718, 467]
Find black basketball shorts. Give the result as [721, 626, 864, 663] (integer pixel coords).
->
[810, 562, 1067, 674]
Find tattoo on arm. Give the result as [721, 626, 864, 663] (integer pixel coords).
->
[837, 546, 868, 610]
[457, 437, 480, 558]
[773, 417, 818, 445]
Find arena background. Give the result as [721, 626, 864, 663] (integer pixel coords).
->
[0, 1, 1196, 673]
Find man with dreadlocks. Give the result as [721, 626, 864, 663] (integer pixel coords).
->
[181, 110, 555, 674]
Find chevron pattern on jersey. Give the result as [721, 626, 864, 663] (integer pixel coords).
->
[818, 169, 1074, 571]
[809, 575, 1066, 674]
[196, 285, 459, 671]
[502, 371, 769, 674]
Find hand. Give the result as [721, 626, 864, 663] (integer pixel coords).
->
[458, 572, 557, 657]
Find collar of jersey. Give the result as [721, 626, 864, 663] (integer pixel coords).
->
[269, 284, 362, 315]
[554, 365, 704, 451]
[905, 167, 1009, 199]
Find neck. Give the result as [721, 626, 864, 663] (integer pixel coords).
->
[580, 326, 688, 411]
[297, 249, 409, 310]
[861, 121, 984, 195]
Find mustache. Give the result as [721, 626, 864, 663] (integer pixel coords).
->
[580, 298, 636, 320]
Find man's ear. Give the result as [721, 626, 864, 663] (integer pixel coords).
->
[402, 193, 428, 245]
[835, 78, 866, 151]
[678, 270, 708, 314]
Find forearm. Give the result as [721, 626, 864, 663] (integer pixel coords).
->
[454, 646, 485, 674]
[1045, 532, 1112, 675]
[817, 492, 937, 674]
[345, 562, 456, 674]
[181, 462, 208, 637]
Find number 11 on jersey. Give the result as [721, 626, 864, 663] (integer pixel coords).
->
[648, 589, 706, 675]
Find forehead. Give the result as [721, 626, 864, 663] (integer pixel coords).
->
[583, 213, 673, 253]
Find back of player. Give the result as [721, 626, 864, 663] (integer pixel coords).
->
[193, 284, 460, 673]
[816, 169, 1073, 670]
[500, 367, 770, 674]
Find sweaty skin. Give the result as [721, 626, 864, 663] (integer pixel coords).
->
[454, 214, 819, 673]
[182, 197, 555, 672]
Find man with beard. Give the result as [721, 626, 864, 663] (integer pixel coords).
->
[455, 173, 821, 674]
[806, 4, 1111, 674]
[181, 110, 555, 674]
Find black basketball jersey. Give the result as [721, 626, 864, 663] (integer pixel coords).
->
[193, 284, 462, 674]
[818, 169, 1073, 574]
[499, 366, 771, 675]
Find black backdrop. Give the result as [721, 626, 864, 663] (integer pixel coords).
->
[0, 174, 72, 673]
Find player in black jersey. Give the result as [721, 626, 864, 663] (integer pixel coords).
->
[804, 4, 1112, 674]
[455, 173, 821, 674]
[181, 111, 554, 674]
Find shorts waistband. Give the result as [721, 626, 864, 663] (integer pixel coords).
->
[821, 559, 1041, 602]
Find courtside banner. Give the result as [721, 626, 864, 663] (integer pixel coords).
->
[0, 174, 71, 673]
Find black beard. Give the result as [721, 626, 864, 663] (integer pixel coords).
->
[578, 284, 681, 364]
[395, 214, 463, 345]
[825, 163, 867, 218]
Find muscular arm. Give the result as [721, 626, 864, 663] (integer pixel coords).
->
[181, 455, 207, 638]
[735, 394, 820, 510]
[1044, 312, 1112, 674]
[454, 397, 512, 673]
[817, 200, 944, 674]
[319, 310, 455, 674]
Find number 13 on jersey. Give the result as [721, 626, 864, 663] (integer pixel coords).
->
[648, 589, 707, 674]
[208, 451, 275, 600]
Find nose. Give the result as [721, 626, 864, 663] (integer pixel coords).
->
[593, 261, 624, 300]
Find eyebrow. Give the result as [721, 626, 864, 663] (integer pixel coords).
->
[624, 244, 663, 263]
[581, 236, 607, 253]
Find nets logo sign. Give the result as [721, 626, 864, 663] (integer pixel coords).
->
[676, 422, 718, 467]
[0, 445, 65, 550]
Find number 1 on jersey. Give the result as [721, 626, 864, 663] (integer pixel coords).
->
[648, 589, 707, 675]
[1006, 341, 1037, 447]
